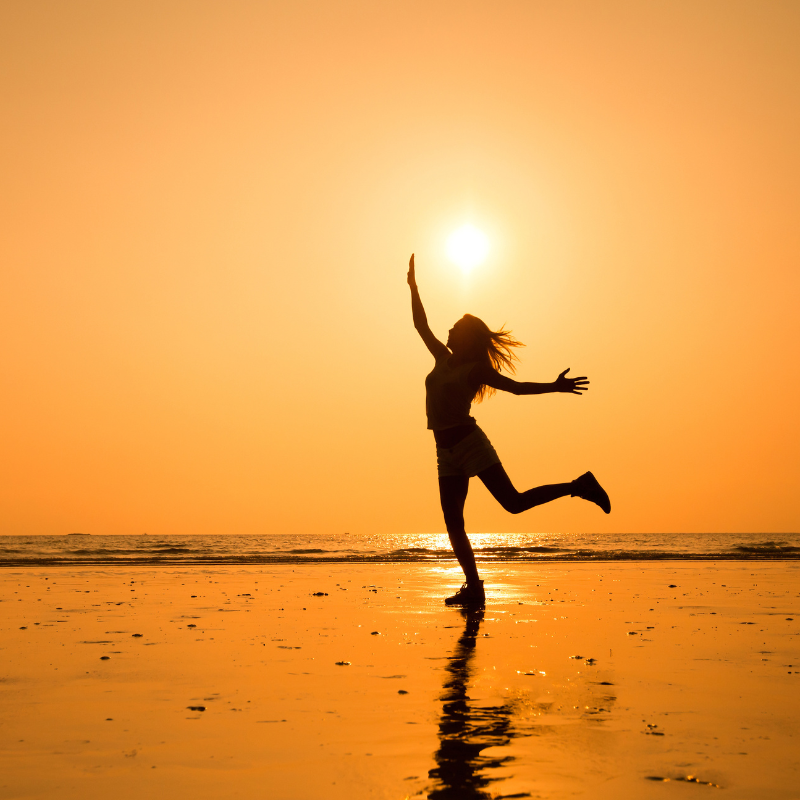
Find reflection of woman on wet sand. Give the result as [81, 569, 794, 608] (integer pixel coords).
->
[428, 608, 515, 799]
[408, 254, 610, 607]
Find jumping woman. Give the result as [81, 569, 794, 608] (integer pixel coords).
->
[408, 253, 610, 607]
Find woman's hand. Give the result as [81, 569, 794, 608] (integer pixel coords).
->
[554, 368, 589, 394]
[407, 253, 417, 288]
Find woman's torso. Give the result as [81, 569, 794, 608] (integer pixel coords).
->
[425, 355, 480, 447]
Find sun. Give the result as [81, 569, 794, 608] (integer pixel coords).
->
[446, 225, 489, 274]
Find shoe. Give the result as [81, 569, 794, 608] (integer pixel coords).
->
[445, 580, 485, 607]
[571, 471, 611, 514]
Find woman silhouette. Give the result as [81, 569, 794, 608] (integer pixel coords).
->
[408, 254, 610, 607]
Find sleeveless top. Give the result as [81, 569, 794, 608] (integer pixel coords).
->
[425, 353, 478, 430]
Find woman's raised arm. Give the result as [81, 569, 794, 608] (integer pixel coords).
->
[408, 254, 448, 358]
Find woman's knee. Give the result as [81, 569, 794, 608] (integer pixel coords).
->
[445, 523, 469, 545]
[445, 518, 466, 537]
[480, 470, 524, 513]
[498, 493, 524, 514]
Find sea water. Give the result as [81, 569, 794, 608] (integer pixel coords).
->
[0, 531, 798, 567]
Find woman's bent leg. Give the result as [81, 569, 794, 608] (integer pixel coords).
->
[438, 475, 481, 586]
[478, 463, 573, 514]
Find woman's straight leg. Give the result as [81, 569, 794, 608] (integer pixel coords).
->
[478, 462, 573, 514]
[438, 475, 481, 586]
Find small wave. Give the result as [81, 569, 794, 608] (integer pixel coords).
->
[68, 547, 202, 556]
[733, 540, 800, 554]
[389, 547, 451, 558]
[288, 548, 328, 554]
[477, 545, 567, 555]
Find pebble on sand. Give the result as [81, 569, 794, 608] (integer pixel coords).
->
[187, 706, 206, 711]
[335, 661, 351, 666]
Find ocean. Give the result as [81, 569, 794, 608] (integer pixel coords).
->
[0, 531, 798, 567]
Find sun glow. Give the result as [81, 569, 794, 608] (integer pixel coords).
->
[446, 225, 489, 274]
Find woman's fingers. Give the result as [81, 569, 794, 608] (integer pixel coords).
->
[571, 378, 589, 393]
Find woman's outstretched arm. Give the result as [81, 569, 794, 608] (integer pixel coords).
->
[408, 254, 448, 358]
[472, 364, 589, 395]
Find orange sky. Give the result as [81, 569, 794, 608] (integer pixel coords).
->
[2, 1, 798, 537]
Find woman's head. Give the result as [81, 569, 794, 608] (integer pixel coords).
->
[447, 314, 524, 401]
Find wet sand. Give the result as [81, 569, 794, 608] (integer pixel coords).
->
[1, 562, 798, 799]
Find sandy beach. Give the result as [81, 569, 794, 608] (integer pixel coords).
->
[1, 562, 798, 799]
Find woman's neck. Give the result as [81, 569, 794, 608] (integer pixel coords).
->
[447, 350, 480, 367]
[448, 350, 474, 366]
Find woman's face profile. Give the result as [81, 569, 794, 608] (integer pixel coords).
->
[447, 318, 474, 352]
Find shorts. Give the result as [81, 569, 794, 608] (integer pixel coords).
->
[436, 426, 501, 478]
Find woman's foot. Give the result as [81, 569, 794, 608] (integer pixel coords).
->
[571, 471, 611, 513]
[445, 580, 485, 607]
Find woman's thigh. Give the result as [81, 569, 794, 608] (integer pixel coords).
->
[438, 475, 470, 526]
[476, 462, 517, 505]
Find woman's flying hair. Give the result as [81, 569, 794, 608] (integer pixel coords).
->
[460, 314, 525, 402]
